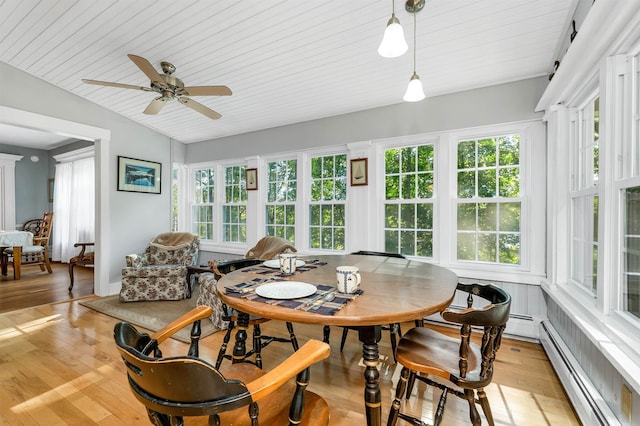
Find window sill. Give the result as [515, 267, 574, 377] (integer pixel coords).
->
[541, 280, 640, 395]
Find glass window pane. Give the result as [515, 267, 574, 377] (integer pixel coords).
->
[478, 138, 496, 167]
[478, 233, 497, 262]
[385, 149, 400, 174]
[478, 203, 497, 231]
[458, 171, 476, 198]
[499, 234, 521, 264]
[499, 167, 520, 197]
[499, 202, 521, 232]
[386, 175, 400, 200]
[458, 141, 476, 169]
[457, 203, 476, 231]
[478, 169, 497, 198]
[498, 134, 520, 166]
[457, 233, 476, 261]
[385, 204, 399, 228]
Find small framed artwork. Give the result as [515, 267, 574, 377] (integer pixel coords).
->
[350, 158, 368, 186]
[48, 178, 55, 202]
[246, 168, 258, 190]
[117, 156, 162, 194]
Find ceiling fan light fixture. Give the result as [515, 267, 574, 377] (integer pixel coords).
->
[378, 14, 408, 58]
[403, 72, 425, 102]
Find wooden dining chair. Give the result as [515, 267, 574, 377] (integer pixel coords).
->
[387, 282, 511, 426]
[2, 211, 54, 279]
[68, 242, 94, 291]
[205, 258, 299, 369]
[326, 250, 406, 362]
[114, 305, 331, 426]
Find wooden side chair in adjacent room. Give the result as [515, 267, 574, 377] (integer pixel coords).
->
[200, 258, 300, 369]
[114, 305, 330, 426]
[68, 242, 94, 291]
[2, 211, 54, 279]
[387, 282, 511, 426]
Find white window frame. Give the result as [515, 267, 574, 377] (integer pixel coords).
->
[568, 92, 600, 298]
[445, 121, 545, 282]
[306, 149, 348, 253]
[221, 163, 248, 244]
[190, 164, 216, 242]
[264, 156, 298, 243]
[377, 135, 439, 259]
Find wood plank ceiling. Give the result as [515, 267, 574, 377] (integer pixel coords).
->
[0, 0, 575, 144]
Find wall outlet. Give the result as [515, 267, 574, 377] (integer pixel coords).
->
[622, 384, 632, 421]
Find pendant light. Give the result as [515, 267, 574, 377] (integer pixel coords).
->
[403, 0, 425, 102]
[378, 0, 408, 58]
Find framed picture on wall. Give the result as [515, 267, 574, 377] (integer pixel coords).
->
[350, 158, 368, 186]
[246, 168, 258, 190]
[117, 156, 162, 194]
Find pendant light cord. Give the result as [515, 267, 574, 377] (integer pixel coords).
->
[412, 9, 417, 73]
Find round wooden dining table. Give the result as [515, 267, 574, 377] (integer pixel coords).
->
[216, 254, 458, 426]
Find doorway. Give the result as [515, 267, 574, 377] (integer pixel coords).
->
[0, 105, 111, 297]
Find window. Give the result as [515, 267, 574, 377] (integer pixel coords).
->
[265, 159, 296, 242]
[384, 144, 434, 256]
[624, 187, 640, 318]
[192, 167, 214, 239]
[309, 154, 346, 250]
[222, 165, 247, 243]
[456, 135, 521, 264]
[570, 96, 599, 294]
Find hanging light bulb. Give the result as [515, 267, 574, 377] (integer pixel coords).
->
[378, 0, 408, 58]
[403, 1, 425, 102]
[404, 72, 425, 102]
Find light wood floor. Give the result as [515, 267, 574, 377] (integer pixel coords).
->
[0, 264, 580, 425]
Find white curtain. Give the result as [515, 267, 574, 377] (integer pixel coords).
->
[52, 155, 95, 263]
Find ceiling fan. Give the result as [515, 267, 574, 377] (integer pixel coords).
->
[82, 54, 231, 119]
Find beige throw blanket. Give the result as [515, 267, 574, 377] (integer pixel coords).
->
[245, 236, 296, 260]
[149, 232, 198, 250]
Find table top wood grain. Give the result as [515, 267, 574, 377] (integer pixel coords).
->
[217, 254, 458, 327]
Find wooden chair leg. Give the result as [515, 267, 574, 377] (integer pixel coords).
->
[253, 324, 263, 369]
[322, 325, 331, 344]
[477, 389, 495, 426]
[68, 264, 75, 291]
[465, 389, 481, 426]
[215, 321, 235, 369]
[44, 250, 52, 273]
[405, 371, 417, 399]
[388, 366, 410, 426]
[434, 387, 449, 426]
[285, 322, 299, 351]
[1, 252, 7, 276]
[340, 327, 349, 352]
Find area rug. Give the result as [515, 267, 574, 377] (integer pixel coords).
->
[80, 286, 218, 343]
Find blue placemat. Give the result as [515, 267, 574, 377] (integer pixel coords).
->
[225, 281, 362, 315]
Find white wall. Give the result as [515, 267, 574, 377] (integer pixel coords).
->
[187, 77, 546, 161]
[0, 61, 171, 295]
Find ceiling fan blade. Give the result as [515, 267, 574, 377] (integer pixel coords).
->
[127, 54, 165, 85]
[82, 79, 152, 91]
[180, 85, 232, 96]
[143, 98, 167, 115]
[178, 97, 222, 120]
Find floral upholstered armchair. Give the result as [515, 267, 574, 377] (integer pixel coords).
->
[120, 232, 199, 302]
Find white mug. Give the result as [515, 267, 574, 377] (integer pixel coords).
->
[336, 266, 361, 293]
[279, 253, 297, 275]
